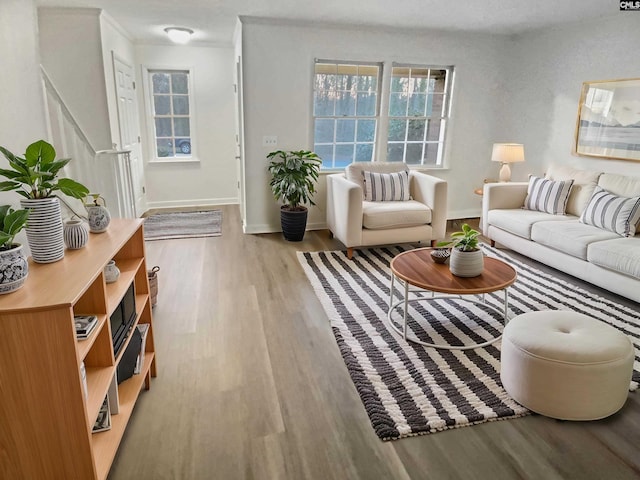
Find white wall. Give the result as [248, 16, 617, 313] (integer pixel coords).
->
[0, 0, 48, 249]
[504, 15, 640, 180]
[38, 8, 112, 151]
[135, 44, 238, 209]
[240, 19, 509, 233]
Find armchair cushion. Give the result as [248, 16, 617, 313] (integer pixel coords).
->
[363, 170, 410, 201]
[346, 162, 408, 191]
[362, 200, 431, 230]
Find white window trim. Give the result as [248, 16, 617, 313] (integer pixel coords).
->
[142, 65, 198, 164]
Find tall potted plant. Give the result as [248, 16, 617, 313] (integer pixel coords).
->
[0, 140, 89, 263]
[0, 205, 30, 294]
[267, 149, 321, 242]
[438, 223, 484, 277]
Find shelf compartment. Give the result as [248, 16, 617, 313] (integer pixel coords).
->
[92, 352, 155, 480]
[76, 314, 108, 361]
[114, 294, 149, 365]
[105, 258, 144, 315]
[85, 365, 115, 426]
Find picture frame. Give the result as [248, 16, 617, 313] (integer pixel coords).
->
[574, 78, 640, 162]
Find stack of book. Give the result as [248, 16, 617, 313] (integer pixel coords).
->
[74, 315, 98, 339]
[135, 323, 150, 374]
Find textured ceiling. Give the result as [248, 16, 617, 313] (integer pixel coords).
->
[36, 0, 621, 45]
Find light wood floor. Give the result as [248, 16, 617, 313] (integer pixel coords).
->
[109, 205, 640, 480]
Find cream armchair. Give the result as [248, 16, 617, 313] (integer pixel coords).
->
[327, 162, 448, 259]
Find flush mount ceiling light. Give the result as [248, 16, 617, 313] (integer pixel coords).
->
[164, 27, 194, 44]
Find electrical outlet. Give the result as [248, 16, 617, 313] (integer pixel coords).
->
[263, 135, 278, 147]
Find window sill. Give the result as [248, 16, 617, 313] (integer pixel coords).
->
[149, 157, 200, 165]
[319, 165, 449, 174]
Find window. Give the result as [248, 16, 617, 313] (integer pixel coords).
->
[312, 61, 453, 169]
[387, 65, 452, 166]
[313, 61, 380, 169]
[148, 69, 193, 158]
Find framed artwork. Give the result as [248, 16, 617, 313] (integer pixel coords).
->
[574, 78, 640, 162]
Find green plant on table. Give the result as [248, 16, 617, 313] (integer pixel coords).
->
[437, 223, 480, 252]
[0, 139, 89, 199]
[267, 150, 322, 211]
[0, 206, 29, 250]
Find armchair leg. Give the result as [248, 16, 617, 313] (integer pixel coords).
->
[430, 240, 437, 247]
[347, 247, 353, 260]
[490, 240, 495, 247]
[328, 230, 334, 239]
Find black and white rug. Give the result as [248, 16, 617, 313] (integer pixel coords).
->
[297, 245, 640, 441]
[143, 210, 222, 241]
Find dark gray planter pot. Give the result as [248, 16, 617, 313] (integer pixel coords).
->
[280, 206, 308, 242]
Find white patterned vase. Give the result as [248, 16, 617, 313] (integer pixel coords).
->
[63, 219, 89, 249]
[0, 244, 28, 294]
[85, 195, 111, 233]
[449, 248, 484, 277]
[20, 197, 64, 264]
[104, 260, 120, 284]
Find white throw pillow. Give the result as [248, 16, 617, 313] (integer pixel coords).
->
[579, 186, 640, 237]
[363, 170, 410, 202]
[523, 176, 574, 215]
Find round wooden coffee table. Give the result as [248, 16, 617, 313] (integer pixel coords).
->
[388, 247, 517, 350]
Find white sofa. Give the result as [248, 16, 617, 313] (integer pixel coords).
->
[327, 162, 447, 259]
[482, 165, 640, 303]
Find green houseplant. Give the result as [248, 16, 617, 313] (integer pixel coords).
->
[267, 149, 322, 241]
[438, 223, 484, 277]
[0, 140, 89, 263]
[0, 205, 30, 294]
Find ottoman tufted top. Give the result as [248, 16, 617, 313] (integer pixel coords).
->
[503, 311, 633, 365]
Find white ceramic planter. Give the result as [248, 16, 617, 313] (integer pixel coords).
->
[0, 244, 28, 294]
[449, 248, 484, 277]
[20, 197, 64, 263]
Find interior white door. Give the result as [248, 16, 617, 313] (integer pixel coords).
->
[234, 57, 246, 223]
[113, 54, 146, 217]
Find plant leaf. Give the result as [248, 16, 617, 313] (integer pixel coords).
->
[4, 209, 29, 236]
[25, 140, 56, 166]
[55, 178, 90, 199]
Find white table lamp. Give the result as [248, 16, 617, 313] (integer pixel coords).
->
[491, 143, 525, 182]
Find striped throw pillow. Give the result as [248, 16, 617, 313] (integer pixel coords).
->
[579, 186, 640, 237]
[523, 176, 574, 215]
[363, 170, 410, 202]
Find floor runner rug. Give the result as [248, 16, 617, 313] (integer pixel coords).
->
[297, 245, 640, 441]
[144, 210, 222, 240]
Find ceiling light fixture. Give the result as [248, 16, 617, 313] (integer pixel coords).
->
[164, 27, 194, 44]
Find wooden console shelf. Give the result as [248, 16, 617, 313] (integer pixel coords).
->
[0, 219, 157, 479]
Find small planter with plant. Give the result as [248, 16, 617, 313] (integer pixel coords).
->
[0, 205, 30, 293]
[0, 140, 89, 263]
[437, 223, 484, 277]
[267, 149, 322, 241]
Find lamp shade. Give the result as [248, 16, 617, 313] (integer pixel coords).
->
[491, 143, 525, 164]
[164, 27, 194, 44]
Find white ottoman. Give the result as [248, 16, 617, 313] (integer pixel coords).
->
[501, 311, 634, 420]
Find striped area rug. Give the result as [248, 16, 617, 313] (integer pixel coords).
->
[297, 245, 640, 441]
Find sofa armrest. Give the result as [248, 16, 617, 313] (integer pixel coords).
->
[326, 174, 363, 247]
[410, 171, 448, 241]
[481, 182, 528, 236]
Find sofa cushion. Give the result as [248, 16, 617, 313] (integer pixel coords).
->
[587, 237, 640, 279]
[545, 165, 601, 216]
[531, 220, 620, 260]
[523, 176, 574, 215]
[363, 170, 410, 201]
[346, 162, 408, 191]
[362, 200, 431, 230]
[579, 186, 640, 237]
[487, 209, 573, 240]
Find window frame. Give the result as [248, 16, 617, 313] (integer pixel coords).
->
[142, 66, 197, 163]
[311, 60, 455, 171]
[312, 59, 382, 170]
[386, 63, 454, 167]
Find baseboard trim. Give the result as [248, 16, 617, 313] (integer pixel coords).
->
[242, 221, 327, 235]
[146, 198, 238, 209]
[447, 208, 481, 220]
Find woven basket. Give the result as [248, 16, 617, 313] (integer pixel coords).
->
[148, 266, 160, 307]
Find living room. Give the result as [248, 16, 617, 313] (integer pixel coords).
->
[1, 0, 639, 478]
